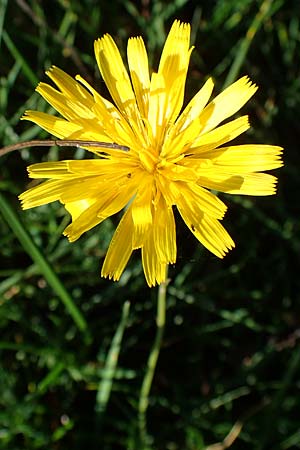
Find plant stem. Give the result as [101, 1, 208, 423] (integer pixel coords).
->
[138, 272, 168, 442]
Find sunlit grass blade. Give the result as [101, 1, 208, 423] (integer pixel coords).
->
[96, 300, 131, 414]
[223, 0, 283, 87]
[0, 193, 88, 333]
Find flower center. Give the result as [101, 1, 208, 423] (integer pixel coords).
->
[138, 146, 160, 173]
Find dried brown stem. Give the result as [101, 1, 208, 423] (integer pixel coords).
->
[0, 140, 129, 157]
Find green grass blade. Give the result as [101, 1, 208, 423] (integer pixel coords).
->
[37, 361, 65, 394]
[96, 300, 130, 414]
[280, 429, 300, 449]
[2, 30, 39, 87]
[223, 0, 283, 87]
[0, 0, 8, 49]
[0, 193, 88, 333]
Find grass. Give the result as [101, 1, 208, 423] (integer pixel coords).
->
[0, 1, 299, 449]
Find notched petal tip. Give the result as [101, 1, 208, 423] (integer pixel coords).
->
[274, 146, 284, 164]
[35, 82, 50, 96]
[94, 33, 114, 53]
[33, 82, 43, 95]
[20, 111, 30, 120]
[101, 267, 122, 283]
[18, 197, 29, 210]
[62, 228, 79, 243]
[45, 65, 56, 76]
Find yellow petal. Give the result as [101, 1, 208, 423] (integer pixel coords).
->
[142, 228, 168, 287]
[131, 177, 153, 246]
[77, 75, 147, 150]
[76, 74, 134, 143]
[46, 66, 94, 106]
[190, 116, 250, 152]
[148, 72, 167, 146]
[169, 180, 227, 219]
[26, 161, 71, 179]
[22, 109, 116, 150]
[63, 179, 138, 241]
[161, 78, 214, 158]
[198, 144, 283, 172]
[64, 174, 133, 209]
[199, 170, 278, 195]
[63, 199, 104, 242]
[157, 20, 192, 121]
[36, 82, 95, 121]
[21, 111, 83, 139]
[19, 179, 65, 209]
[27, 159, 139, 182]
[177, 207, 235, 258]
[67, 159, 138, 176]
[41, 68, 135, 147]
[162, 162, 199, 183]
[101, 207, 134, 282]
[19, 176, 106, 208]
[64, 198, 96, 221]
[158, 21, 191, 77]
[94, 34, 139, 120]
[148, 20, 192, 145]
[199, 76, 258, 134]
[127, 37, 150, 118]
[153, 196, 176, 263]
[174, 77, 214, 133]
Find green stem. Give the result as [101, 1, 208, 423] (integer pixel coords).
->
[138, 272, 168, 442]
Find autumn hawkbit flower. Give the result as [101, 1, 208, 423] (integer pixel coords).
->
[19, 20, 283, 286]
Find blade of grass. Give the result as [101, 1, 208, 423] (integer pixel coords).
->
[223, 0, 284, 87]
[2, 30, 39, 87]
[0, 0, 8, 49]
[0, 193, 88, 334]
[37, 361, 65, 394]
[280, 429, 300, 449]
[96, 300, 130, 415]
[0, 61, 21, 113]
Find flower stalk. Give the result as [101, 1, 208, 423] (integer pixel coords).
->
[138, 272, 168, 439]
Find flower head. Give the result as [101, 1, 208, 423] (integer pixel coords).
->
[19, 20, 283, 286]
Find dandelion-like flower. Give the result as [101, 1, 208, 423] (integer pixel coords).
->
[19, 20, 283, 286]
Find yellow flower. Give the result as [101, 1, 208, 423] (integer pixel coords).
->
[19, 20, 283, 287]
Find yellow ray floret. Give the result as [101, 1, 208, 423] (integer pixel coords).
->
[19, 20, 283, 286]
